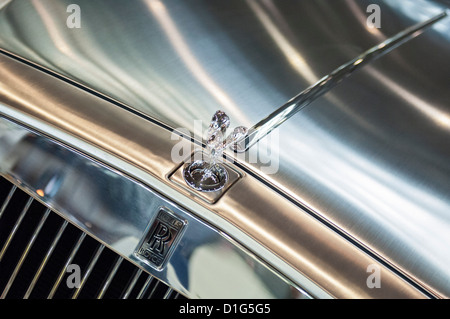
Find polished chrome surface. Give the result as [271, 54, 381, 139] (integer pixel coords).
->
[0, 178, 179, 299]
[184, 111, 230, 192]
[0, 118, 311, 299]
[96, 256, 122, 299]
[172, 151, 242, 204]
[71, 244, 105, 299]
[232, 11, 447, 151]
[47, 232, 86, 298]
[183, 160, 229, 192]
[23, 220, 69, 299]
[122, 268, 143, 299]
[0, 208, 50, 298]
[0, 0, 447, 298]
[0, 197, 33, 262]
[0, 55, 427, 299]
[183, 110, 247, 192]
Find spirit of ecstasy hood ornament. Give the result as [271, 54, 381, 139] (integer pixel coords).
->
[182, 11, 448, 192]
[183, 111, 247, 192]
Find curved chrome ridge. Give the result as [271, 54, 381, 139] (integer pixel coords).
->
[0, 117, 311, 299]
[0, 0, 448, 299]
[0, 51, 428, 298]
[231, 11, 448, 152]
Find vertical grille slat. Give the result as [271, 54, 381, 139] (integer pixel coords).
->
[23, 220, 69, 299]
[121, 268, 143, 299]
[0, 184, 16, 219]
[0, 208, 51, 299]
[147, 280, 162, 299]
[0, 177, 185, 299]
[136, 275, 154, 299]
[163, 288, 174, 299]
[0, 197, 34, 262]
[71, 244, 105, 299]
[96, 256, 123, 299]
[48, 232, 86, 299]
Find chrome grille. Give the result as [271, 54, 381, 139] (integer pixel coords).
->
[0, 177, 184, 299]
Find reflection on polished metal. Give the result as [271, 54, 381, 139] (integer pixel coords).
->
[134, 207, 186, 270]
[183, 159, 229, 192]
[0, 197, 33, 262]
[2, 0, 448, 297]
[1, 208, 50, 299]
[0, 48, 432, 298]
[184, 110, 247, 192]
[0, 118, 310, 299]
[231, 11, 448, 152]
[23, 220, 69, 299]
[171, 152, 242, 204]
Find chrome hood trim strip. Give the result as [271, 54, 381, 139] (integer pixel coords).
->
[0, 51, 428, 298]
[0, 119, 308, 298]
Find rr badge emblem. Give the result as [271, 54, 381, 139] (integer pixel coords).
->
[135, 208, 186, 270]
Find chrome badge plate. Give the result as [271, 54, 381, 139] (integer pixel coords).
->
[135, 207, 186, 270]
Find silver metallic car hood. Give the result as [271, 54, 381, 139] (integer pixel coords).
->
[1, 0, 450, 297]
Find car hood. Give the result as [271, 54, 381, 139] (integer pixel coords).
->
[1, 0, 450, 297]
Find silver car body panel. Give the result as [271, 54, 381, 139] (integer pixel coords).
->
[0, 51, 425, 298]
[0, 117, 313, 299]
[0, 0, 449, 297]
